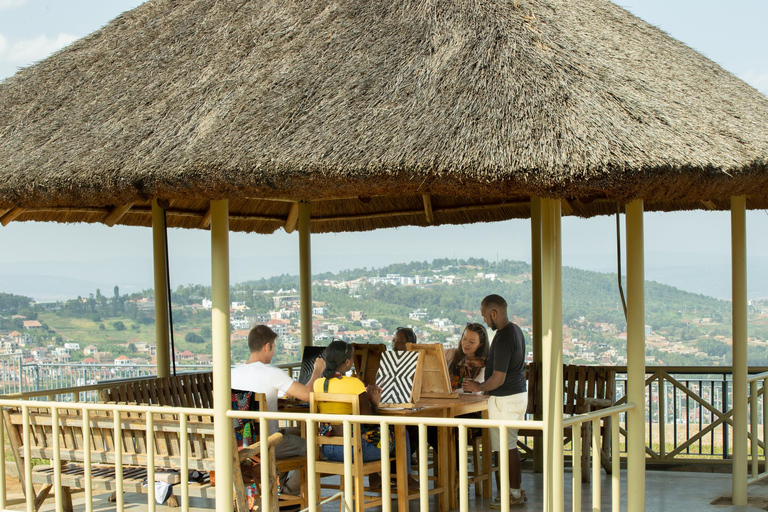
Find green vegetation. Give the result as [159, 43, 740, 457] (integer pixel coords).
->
[3, 258, 766, 367]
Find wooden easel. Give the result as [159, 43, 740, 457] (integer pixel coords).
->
[406, 343, 458, 399]
[351, 343, 386, 386]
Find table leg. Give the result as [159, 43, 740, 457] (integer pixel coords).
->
[394, 424, 408, 512]
[482, 410, 492, 499]
[447, 424, 457, 510]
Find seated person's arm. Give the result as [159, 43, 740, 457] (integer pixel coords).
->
[358, 386, 381, 415]
[285, 358, 327, 402]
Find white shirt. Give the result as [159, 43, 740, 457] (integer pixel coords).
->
[231, 361, 294, 433]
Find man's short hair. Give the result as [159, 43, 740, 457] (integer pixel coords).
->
[248, 325, 278, 353]
[482, 294, 508, 312]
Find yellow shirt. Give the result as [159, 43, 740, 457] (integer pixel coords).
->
[313, 376, 366, 415]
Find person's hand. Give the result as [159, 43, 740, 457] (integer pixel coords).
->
[462, 380, 480, 393]
[312, 357, 326, 375]
[367, 384, 382, 405]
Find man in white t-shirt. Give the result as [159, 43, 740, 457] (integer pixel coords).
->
[231, 325, 325, 461]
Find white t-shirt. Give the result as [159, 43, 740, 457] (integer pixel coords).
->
[231, 361, 295, 434]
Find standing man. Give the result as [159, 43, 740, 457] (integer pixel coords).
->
[463, 294, 527, 507]
[231, 325, 325, 494]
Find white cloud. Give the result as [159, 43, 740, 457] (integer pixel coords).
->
[0, 0, 26, 10]
[0, 33, 7, 56]
[2, 33, 77, 64]
[739, 70, 768, 96]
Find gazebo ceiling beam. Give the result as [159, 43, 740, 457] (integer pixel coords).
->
[199, 206, 212, 229]
[284, 202, 300, 234]
[423, 194, 434, 225]
[0, 208, 25, 226]
[103, 203, 134, 227]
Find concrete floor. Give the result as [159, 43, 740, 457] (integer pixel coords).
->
[5, 470, 768, 512]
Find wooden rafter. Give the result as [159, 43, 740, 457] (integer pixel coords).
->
[103, 203, 134, 227]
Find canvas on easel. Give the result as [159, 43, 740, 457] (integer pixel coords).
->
[406, 343, 457, 399]
[298, 346, 326, 385]
[351, 343, 386, 386]
[376, 350, 421, 407]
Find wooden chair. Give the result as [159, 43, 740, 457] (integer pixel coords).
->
[351, 343, 386, 386]
[232, 389, 308, 510]
[521, 363, 616, 482]
[310, 392, 386, 512]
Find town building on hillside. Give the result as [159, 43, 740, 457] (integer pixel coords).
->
[179, 350, 195, 361]
[349, 311, 365, 321]
[64, 342, 80, 352]
[84, 345, 99, 356]
[114, 355, 131, 366]
[202, 298, 212, 309]
[22, 320, 42, 329]
[82, 357, 99, 365]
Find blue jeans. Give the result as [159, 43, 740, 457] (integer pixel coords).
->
[322, 431, 412, 475]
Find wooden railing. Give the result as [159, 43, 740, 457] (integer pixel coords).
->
[612, 366, 768, 466]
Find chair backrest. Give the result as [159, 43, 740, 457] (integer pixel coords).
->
[231, 389, 267, 449]
[351, 343, 386, 386]
[525, 362, 617, 416]
[309, 392, 363, 452]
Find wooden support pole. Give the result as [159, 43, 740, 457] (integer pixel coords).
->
[210, 199, 233, 512]
[731, 195, 748, 506]
[299, 201, 313, 348]
[152, 200, 170, 379]
[531, 196, 544, 473]
[626, 200, 646, 512]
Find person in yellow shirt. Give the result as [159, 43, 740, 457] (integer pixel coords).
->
[313, 339, 418, 491]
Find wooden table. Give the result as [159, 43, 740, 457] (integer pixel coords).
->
[378, 394, 489, 512]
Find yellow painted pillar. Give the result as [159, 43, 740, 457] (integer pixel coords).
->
[152, 199, 170, 378]
[731, 195, 748, 506]
[541, 198, 564, 512]
[299, 201, 313, 348]
[531, 197, 544, 473]
[625, 200, 646, 512]
[211, 200, 233, 511]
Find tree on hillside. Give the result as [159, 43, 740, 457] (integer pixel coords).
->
[185, 332, 205, 344]
[112, 321, 126, 331]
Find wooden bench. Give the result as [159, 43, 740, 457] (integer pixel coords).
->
[99, 371, 307, 509]
[520, 363, 616, 481]
[2, 403, 282, 512]
[97, 371, 214, 408]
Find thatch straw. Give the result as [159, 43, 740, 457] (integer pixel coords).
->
[0, 0, 767, 233]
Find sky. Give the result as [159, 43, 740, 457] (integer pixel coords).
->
[1, 0, 768, 301]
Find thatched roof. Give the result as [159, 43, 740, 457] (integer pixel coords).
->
[0, 0, 767, 234]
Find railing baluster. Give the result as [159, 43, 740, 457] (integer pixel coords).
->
[418, 422, 428, 511]
[0, 403, 5, 509]
[458, 425, 469, 512]
[82, 406, 92, 512]
[659, 376, 666, 460]
[764, 378, 768, 476]
[379, 420, 391, 512]
[499, 426, 509, 512]
[22, 405, 33, 512]
[52, 404, 62, 512]
[752, 380, 759, 478]
[592, 418, 601, 511]
[180, 413, 188, 512]
[306, 418, 317, 512]
[146, 410, 155, 512]
[260, 417, 270, 512]
[612, 414, 620, 512]
[342, 419, 353, 512]
[573, 422, 581, 512]
[114, 409, 124, 512]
